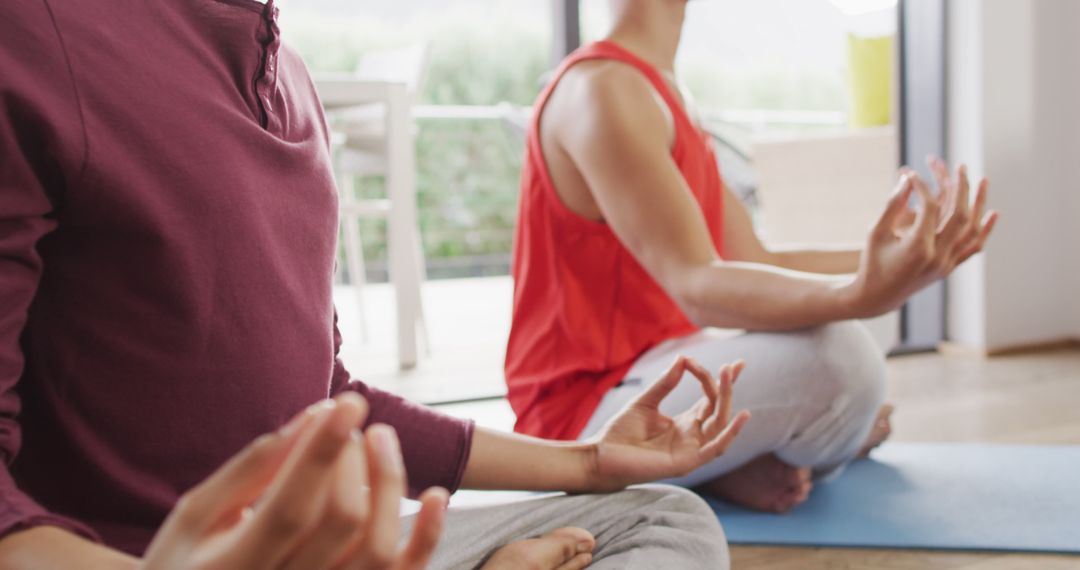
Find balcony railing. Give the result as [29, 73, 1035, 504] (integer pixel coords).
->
[347, 104, 845, 282]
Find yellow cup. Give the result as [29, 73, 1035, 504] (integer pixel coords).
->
[847, 33, 894, 127]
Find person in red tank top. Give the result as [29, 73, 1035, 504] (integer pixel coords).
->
[507, 0, 997, 513]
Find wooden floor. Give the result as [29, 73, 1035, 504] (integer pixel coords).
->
[730, 347, 1080, 569]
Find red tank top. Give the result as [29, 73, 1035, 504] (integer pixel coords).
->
[505, 41, 726, 440]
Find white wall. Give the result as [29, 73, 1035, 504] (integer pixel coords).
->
[945, 0, 987, 349]
[1067, 2, 1080, 339]
[946, 0, 1080, 351]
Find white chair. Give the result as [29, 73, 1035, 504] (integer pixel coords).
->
[330, 44, 431, 368]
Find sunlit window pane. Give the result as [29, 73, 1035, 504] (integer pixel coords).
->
[280, 0, 551, 106]
[582, 0, 849, 120]
[281, 0, 549, 279]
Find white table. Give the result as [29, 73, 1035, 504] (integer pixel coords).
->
[314, 74, 422, 370]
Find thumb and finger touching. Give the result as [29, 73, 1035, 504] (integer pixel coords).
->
[236, 394, 368, 566]
[175, 407, 316, 537]
[281, 431, 372, 570]
[150, 395, 369, 569]
[633, 356, 688, 409]
[352, 424, 406, 568]
[683, 357, 719, 415]
[927, 156, 951, 198]
[876, 175, 915, 236]
[683, 360, 750, 459]
[909, 174, 939, 242]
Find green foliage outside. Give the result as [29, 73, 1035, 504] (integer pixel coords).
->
[283, 7, 845, 280]
[284, 9, 545, 279]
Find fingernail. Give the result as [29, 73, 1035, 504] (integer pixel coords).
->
[308, 400, 338, 431]
[277, 400, 333, 439]
[375, 426, 403, 472]
[309, 399, 336, 414]
[426, 486, 449, 501]
[277, 411, 310, 438]
[577, 540, 592, 553]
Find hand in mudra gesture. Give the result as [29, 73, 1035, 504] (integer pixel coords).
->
[852, 157, 998, 317]
[141, 394, 446, 570]
[588, 356, 751, 492]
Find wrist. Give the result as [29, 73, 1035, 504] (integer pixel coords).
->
[578, 440, 603, 493]
[832, 276, 868, 321]
[0, 526, 136, 570]
[578, 439, 636, 494]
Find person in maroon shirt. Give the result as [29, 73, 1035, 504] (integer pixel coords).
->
[0, 1, 752, 568]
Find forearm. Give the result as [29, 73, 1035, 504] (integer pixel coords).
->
[678, 261, 862, 331]
[461, 427, 597, 493]
[0, 526, 136, 569]
[765, 244, 862, 275]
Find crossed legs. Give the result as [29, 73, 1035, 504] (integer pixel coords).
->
[400, 485, 730, 570]
[579, 321, 890, 512]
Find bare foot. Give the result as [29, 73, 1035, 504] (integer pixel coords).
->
[701, 454, 813, 513]
[480, 527, 595, 570]
[857, 404, 895, 458]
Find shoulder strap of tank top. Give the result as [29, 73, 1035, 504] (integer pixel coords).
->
[528, 41, 696, 200]
[554, 40, 695, 133]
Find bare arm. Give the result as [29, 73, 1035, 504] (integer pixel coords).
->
[554, 68, 859, 330]
[0, 528, 136, 569]
[463, 357, 750, 494]
[768, 246, 861, 275]
[553, 66, 995, 331]
[461, 428, 593, 492]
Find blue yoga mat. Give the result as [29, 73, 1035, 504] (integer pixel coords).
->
[708, 443, 1080, 553]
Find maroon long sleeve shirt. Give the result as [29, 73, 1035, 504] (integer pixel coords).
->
[0, 0, 473, 556]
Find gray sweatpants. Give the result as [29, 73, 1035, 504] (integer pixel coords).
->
[580, 321, 888, 484]
[401, 485, 729, 569]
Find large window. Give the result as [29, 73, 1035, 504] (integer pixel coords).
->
[282, 0, 858, 281]
[280, 0, 550, 279]
[281, 0, 550, 104]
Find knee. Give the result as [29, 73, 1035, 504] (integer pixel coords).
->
[615, 485, 730, 568]
[632, 484, 716, 520]
[627, 485, 725, 539]
[805, 321, 887, 418]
